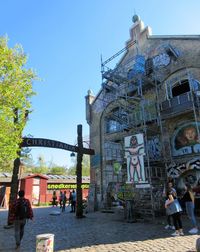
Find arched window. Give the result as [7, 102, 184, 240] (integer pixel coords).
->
[172, 78, 200, 97]
[172, 79, 190, 97]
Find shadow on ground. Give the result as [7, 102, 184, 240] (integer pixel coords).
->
[0, 207, 198, 252]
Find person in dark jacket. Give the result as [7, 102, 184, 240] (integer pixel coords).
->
[182, 183, 198, 234]
[11, 190, 33, 249]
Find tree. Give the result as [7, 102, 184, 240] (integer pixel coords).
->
[31, 155, 49, 174]
[67, 154, 90, 176]
[49, 166, 67, 175]
[0, 36, 37, 165]
[0, 36, 37, 226]
[82, 155, 90, 176]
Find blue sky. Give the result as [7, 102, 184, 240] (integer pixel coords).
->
[1, 1, 200, 167]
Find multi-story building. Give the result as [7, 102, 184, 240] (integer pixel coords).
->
[85, 16, 200, 218]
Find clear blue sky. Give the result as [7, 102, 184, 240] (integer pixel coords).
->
[1, 0, 200, 167]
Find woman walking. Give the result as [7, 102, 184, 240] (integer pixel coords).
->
[165, 189, 183, 236]
[182, 183, 198, 234]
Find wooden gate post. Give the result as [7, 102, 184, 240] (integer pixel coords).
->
[76, 124, 84, 218]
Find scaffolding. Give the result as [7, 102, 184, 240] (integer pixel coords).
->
[100, 43, 160, 217]
[99, 39, 200, 217]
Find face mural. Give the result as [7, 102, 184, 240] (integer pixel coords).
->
[124, 134, 145, 183]
[172, 122, 200, 156]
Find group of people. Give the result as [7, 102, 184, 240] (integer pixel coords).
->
[164, 179, 198, 236]
[52, 189, 76, 213]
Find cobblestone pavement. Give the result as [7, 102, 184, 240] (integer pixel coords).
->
[0, 206, 199, 252]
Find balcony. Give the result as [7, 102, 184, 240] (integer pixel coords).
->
[160, 92, 195, 119]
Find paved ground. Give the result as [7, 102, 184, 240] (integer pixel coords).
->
[0, 206, 199, 252]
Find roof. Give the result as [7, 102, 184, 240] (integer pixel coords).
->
[149, 35, 200, 40]
[46, 174, 90, 183]
[0, 173, 90, 183]
[22, 173, 48, 180]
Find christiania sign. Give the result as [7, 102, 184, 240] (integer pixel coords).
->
[21, 137, 94, 155]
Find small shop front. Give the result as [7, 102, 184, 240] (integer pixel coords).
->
[46, 175, 90, 204]
[0, 173, 90, 207]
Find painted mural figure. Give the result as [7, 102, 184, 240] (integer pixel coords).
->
[175, 125, 199, 149]
[126, 135, 144, 182]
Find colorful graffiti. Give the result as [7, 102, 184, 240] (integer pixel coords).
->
[167, 158, 200, 179]
[172, 122, 200, 156]
[124, 134, 145, 183]
[147, 136, 161, 160]
[106, 182, 135, 202]
[113, 162, 121, 174]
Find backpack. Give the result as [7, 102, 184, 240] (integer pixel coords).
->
[16, 199, 28, 219]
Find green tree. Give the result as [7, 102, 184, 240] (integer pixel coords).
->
[49, 166, 67, 175]
[31, 155, 49, 174]
[67, 154, 90, 176]
[0, 36, 37, 166]
[82, 154, 90, 176]
[1, 36, 37, 225]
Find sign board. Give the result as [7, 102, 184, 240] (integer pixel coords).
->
[47, 183, 89, 190]
[21, 137, 94, 155]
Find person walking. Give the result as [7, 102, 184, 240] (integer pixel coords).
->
[69, 190, 73, 212]
[11, 190, 33, 249]
[163, 181, 176, 230]
[71, 189, 76, 213]
[52, 191, 57, 207]
[165, 189, 183, 236]
[59, 191, 64, 209]
[62, 191, 67, 212]
[182, 183, 198, 234]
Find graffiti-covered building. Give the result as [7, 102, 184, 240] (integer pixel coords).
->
[85, 16, 200, 217]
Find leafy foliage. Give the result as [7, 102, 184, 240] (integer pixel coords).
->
[0, 36, 37, 168]
[49, 166, 67, 175]
[67, 154, 90, 176]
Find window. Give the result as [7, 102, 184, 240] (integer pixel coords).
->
[106, 107, 128, 133]
[172, 79, 190, 97]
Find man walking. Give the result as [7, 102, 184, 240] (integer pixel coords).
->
[71, 189, 76, 213]
[11, 190, 33, 249]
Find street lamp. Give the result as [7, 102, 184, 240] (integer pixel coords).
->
[70, 152, 76, 157]
[70, 140, 90, 158]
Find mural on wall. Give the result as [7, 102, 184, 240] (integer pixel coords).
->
[153, 52, 170, 69]
[167, 158, 200, 179]
[113, 162, 121, 174]
[106, 182, 135, 204]
[167, 158, 200, 194]
[177, 169, 200, 197]
[124, 134, 145, 183]
[147, 136, 161, 160]
[172, 122, 200, 156]
[162, 127, 171, 158]
[127, 55, 145, 80]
